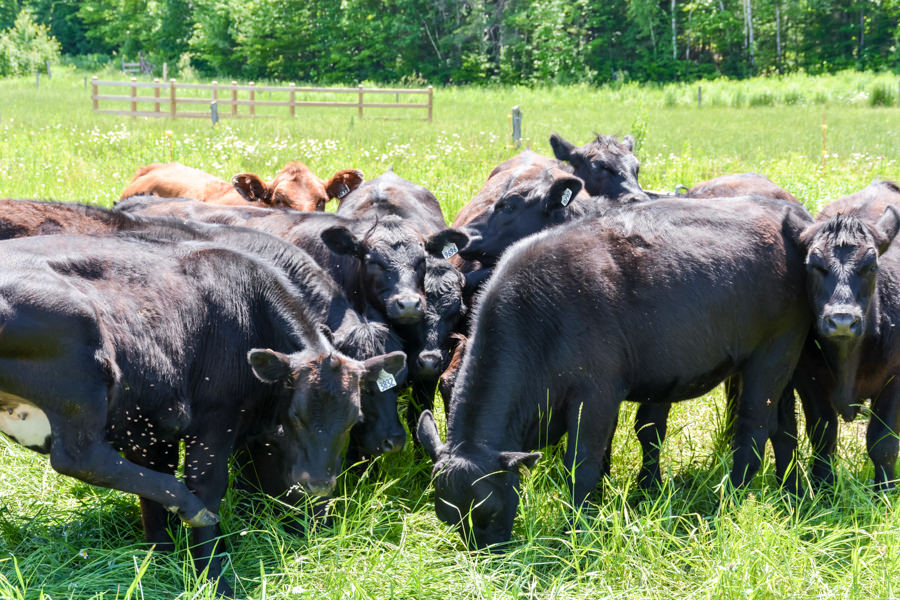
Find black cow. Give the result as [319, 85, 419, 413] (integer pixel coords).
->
[0, 233, 402, 594]
[116, 195, 463, 327]
[790, 181, 900, 490]
[0, 198, 409, 459]
[686, 172, 798, 203]
[549, 133, 649, 201]
[450, 152, 591, 304]
[336, 171, 469, 434]
[418, 196, 811, 548]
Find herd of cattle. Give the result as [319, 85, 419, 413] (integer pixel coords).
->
[2, 131, 899, 595]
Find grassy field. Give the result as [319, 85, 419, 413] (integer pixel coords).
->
[0, 67, 900, 599]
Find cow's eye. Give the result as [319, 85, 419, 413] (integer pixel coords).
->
[810, 263, 828, 275]
[498, 201, 515, 214]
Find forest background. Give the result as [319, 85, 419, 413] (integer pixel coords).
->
[3, 0, 900, 84]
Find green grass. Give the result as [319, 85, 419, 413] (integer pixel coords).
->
[1, 66, 900, 599]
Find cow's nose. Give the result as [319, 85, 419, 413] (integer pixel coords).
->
[822, 312, 863, 337]
[417, 351, 442, 375]
[391, 296, 424, 320]
[381, 433, 405, 454]
[300, 476, 337, 497]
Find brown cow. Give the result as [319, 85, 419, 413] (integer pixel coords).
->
[120, 161, 364, 211]
[686, 172, 798, 203]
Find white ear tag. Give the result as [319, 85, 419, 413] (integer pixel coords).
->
[336, 183, 350, 198]
[560, 188, 573, 207]
[376, 369, 398, 392]
[441, 242, 459, 259]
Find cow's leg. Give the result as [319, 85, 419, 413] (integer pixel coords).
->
[794, 363, 839, 488]
[633, 402, 671, 489]
[730, 335, 803, 490]
[183, 435, 233, 597]
[564, 383, 622, 506]
[125, 442, 182, 552]
[867, 378, 900, 492]
[768, 384, 800, 495]
[47, 398, 215, 527]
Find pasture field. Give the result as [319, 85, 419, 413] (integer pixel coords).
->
[0, 67, 900, 599]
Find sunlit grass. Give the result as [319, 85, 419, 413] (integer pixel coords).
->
[0, 66, 899, 598]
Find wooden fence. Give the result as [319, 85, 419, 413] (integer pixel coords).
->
[90, 77, 434, 121]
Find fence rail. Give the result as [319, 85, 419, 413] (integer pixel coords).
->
[90, 77, 434, 121]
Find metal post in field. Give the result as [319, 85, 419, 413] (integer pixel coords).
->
[46, 60, 51, 78]
[83, 76, 87, 90]
[130, 77, 137, 119]
[289, 82, 296, 117]
[162, 62, 167, 81]
[210, 101, 219, 126]
[211, 80, 218, 108]
[358, 85, 364, 119]
[249, 82, 256, 117]
[35, 72, 39, 88]
[169, 79, 177, 119]
[92, 76, 98, 111]
[698, 86, 702, 108]
[510, 105, 523, 147]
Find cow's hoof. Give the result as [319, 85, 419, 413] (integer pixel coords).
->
[182, 507, 219, 527]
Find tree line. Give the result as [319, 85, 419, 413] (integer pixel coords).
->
[2, 0, 900, 84]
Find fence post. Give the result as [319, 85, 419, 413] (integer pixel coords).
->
[210, 101, 219, 126]
[510, 105, 523, 147]
[211, 80, 218, 108]
[289, 82, 296, 117]
[249, 82, 256, 117]
[427, 85, 433, 122]
[153, 78, 160, 114]
[162, 62, 167, 81]
[91, 76, 98, 112]
[130, 77, 137, 119]
[231, 81, 238, 117]
[169, 78, 177, 119]
[358, 85, 364, 118]
[697, 86, 702, 108]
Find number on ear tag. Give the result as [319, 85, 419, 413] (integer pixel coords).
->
[441, 242, 459, 259]
[336, 183, 351, 199]
[376, 369, 397, 392]
[560, 188, 573, 207]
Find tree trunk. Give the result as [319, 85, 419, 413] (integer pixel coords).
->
[776, 2, 782, 73]
[671, 0, 677, 61]
[746, 0, 755, 68]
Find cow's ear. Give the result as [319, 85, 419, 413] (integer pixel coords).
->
[232, 173, 269, 203]
[361, 350, 407, 383]
[781, 206, 813, 253]
[425, 229, 469, 258]
[325, 169, 365, 202]
[499, 451, 542, 473]
[417, 410, 446, 463]
[544, 176, 583, 213]
[874, 205, 900, 255]
[549, 133, 575, 162]
[248, 349, 293, 384]
[622, 135, 636, 152]
[321, 226, 364, 257]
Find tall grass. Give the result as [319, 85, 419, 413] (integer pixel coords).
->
[0, 67, 899, 599]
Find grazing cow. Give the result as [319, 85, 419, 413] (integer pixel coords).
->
[686, 172, 798, 203]
[0, 198, 410, 459]
[116, 195, 466, 327]
[418, 196, 811, 548]
[549, 133, 649, 201]
[336, 171, 469, 434]
[789, 181, 900, 490]
[119, 161, 364, 211]
[0, 233, 403, 595]
[450, 151, 591, 303]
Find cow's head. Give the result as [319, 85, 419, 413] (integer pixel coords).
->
[800, 206, 900, 341]
[336, 319, 409, 456]
[414, 257, 467, 377]
[549, 133, 648, 201]
[321, 217, 468, 324]
[232, 163, 364, 211]
[248, 347, 405, 496]
[458, 167, 583, 266]
[418, 411, 540, 550]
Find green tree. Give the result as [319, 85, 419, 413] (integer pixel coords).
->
[0, 8, 61, 76]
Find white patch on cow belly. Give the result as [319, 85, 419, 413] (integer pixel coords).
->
[0, 402, 51, 449]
